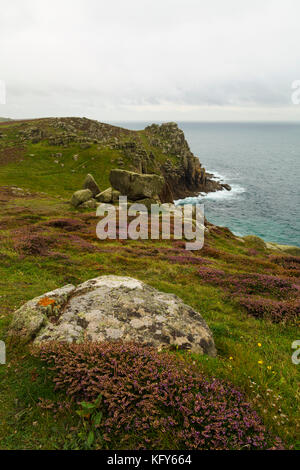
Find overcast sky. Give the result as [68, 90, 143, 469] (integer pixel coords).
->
[1, 0, 300, 122]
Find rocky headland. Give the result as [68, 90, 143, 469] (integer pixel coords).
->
[0, 117, 230, 201]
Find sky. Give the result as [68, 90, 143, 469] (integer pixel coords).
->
[1, 0, 300, 122]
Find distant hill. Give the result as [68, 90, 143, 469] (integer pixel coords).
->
[0, 116, 225, 200]
[0, 117, 12, 122]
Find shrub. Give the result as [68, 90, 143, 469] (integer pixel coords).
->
[197, 266, 225, 282]
[228, 273, 295, 298]
[239, 296, 300, 324]
[166, 255, 212, 265]
[46, 218, 85, 232]
[270, 256, 300, 273]
[13, 229, 52, 256]
[197, 268, 296, 299]
[36, 342, 282, 450]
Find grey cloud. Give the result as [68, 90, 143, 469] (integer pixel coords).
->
[1, 0, 300, 120]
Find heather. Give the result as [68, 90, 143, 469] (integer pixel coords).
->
[35, 341, 283, 450]
[197, 267, 295, 298]
[196, 267, 299, 323]
[239, 297, 300, 324]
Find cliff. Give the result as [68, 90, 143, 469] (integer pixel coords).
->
[145, 122, 229, 199]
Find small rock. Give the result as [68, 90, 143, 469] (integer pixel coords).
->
[96, 187, 120, 203]
[83, 174, 101, 197]
[70, 189, 93, 208]
[80, 198, 98, 209]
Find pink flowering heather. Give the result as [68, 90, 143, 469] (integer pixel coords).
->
[239, 296, 300, 323]
[166, 255, 212, 265]
[270, 255, 300, 275]
[197, 268, 297, 299]
[36, 341, 283, 450]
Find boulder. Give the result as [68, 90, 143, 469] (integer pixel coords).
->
[95, 187, 121, 203]
[129, 198, 158, 211]
[221, 183, 231, 191]
[9, 275, 216, 356]
[110, 169, 165, 201]
[80, 198, 98, 209]
[8, 284, 76, 342]
[83, 174, 101, 197]
[70, 189, 93, 207]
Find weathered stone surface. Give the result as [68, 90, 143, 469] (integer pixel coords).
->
[83, 174, 101, 197]
[70, 189, 93, 207]
[110, 169, 165, 201]
[9, 284, 76, 342]
[9, 276, 216, 356]
[95, 187, 121, 203]
[159, 181, 174, 203]
[128, 198, 158, 211]
[80, 198, 98, 209]
[221, 183, 231, 191]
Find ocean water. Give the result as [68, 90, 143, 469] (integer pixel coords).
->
[114, 122, 300, 247]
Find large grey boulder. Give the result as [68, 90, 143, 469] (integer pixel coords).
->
[70, 189, 93, 207]
[110, 169, 165, 201]
[83, 174, 101, 197]
[9, 276, 216, 356]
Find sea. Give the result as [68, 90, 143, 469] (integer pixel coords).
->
[113, 122, 300, 247]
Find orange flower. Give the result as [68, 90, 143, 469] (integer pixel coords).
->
[38, 297, 55, 307]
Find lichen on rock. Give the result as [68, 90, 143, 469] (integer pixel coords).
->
[9, 284, 76, 342]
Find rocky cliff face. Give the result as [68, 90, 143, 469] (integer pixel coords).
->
[145, 122, 227, 199]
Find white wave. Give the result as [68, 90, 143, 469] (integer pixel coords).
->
[232, 230, 244, 237]
[204, 184, 246, 200]
[206, 169, 225, 181]
[175, 184, 246, 206]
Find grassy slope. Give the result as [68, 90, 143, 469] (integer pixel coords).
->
[0, 119, 179, 197]
[0, 119, 299, 450]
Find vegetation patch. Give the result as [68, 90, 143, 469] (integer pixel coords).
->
[35, 341, 283, 450]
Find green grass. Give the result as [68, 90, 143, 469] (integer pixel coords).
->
[0, 142, 124, 197]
